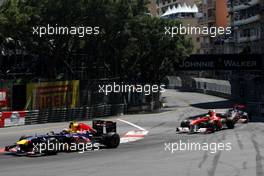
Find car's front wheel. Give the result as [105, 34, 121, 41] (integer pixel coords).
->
[226, 119, 235, 129]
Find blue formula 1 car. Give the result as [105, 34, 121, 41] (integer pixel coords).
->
[5, 120, 120, 156]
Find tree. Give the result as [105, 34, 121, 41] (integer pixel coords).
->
[120, 16, 192, 84]
[0, 0, 193, 83]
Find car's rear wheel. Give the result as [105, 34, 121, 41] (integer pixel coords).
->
[103, 132, 120, 148]
[180, 121, 190, 128]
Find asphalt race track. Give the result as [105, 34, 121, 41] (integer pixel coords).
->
[0, 89, 263, 176]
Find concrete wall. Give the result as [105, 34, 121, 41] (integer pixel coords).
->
[165, 76, 231, 98]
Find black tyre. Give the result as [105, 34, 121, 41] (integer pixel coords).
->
[226, 119, 235, 129]
[103, 132, 120, 148]
[180, 121, 190, 128]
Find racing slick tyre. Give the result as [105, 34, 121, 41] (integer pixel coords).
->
[226, 119, 235, 129]
[212, 121, 220, 131]
[180, 121, 190, 128]
[103, 132, 120, 148]
[44, 138, 59, 155]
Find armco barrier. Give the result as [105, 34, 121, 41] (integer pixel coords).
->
[67, 107, 87, 121]
[1, 104, 126, 127]
[25, 110, 40, 125]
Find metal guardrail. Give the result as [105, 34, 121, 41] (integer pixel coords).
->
[24, 104, 126, 125]
[25, 110, 40, 125]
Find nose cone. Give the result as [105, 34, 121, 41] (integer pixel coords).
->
[16, 139, 29, 145]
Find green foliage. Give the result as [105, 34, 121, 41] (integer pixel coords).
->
[120, 16, 192, 83]
[0, 0, 193, 82]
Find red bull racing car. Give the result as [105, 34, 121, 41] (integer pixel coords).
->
[5, 120, 120, 156]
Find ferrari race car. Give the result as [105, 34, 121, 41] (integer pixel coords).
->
[176, 112, 235, 134]
[5, 120, 120, 156]
[176, 104, 250, 134]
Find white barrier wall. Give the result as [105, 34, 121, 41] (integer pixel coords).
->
[165, 76, 231, 96]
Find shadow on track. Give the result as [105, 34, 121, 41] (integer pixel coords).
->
[191, 100, 235, 110]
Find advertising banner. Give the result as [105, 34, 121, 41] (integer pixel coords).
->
[27, 80, 79, 110]
[0, 112, 3, 128]
[0, 111, 26, 127]
[176, 54, 263, 70]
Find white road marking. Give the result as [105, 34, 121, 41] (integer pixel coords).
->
[117, 119, 149, 144]
[120, 130, 149, 144]
[117, 119, 147, 131]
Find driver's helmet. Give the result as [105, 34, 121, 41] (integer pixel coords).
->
[208, 110, 216, 116]
[69, 121, 79, 132]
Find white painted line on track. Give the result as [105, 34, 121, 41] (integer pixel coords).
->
[117, 119, 147, 131]
[120, 130, 149, 144]
[117, 119, 149, 144]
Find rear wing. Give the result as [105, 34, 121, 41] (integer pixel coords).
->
[92, 120, 116, 134]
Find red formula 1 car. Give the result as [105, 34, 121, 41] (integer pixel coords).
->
[176, 111, 235, 134]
